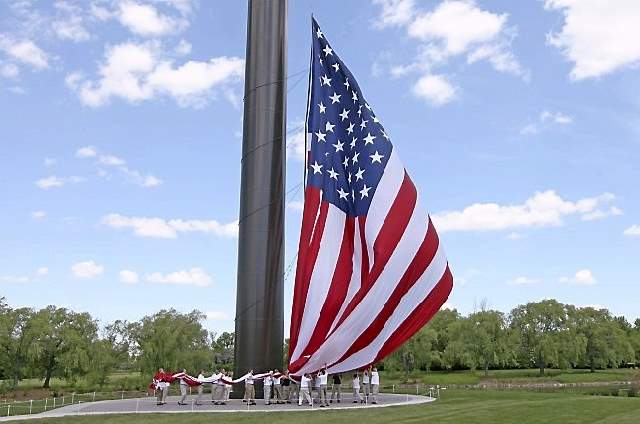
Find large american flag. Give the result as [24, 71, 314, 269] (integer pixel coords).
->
[288, 18, 453, 376]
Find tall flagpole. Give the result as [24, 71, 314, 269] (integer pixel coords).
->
[234, 0, 287, 397]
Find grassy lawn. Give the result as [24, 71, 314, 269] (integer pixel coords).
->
[383, 368, 640, 386]
[6, 389, 640, 424]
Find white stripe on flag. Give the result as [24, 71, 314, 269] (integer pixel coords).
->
[329, 215, 363, 334]
[364, 150, 404, 270]
[290, 203, 346, 363]
[327, 246, 448, 373]
[297, 199, 429, 374]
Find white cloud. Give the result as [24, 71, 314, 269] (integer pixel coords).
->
[206, 310, 231, 320]
[31, 210, 46, 220]
[43, 157, 56, 166]
[540, 110, 573, 124]
[373, 0, 416, 28]
[544, 0, 640, 80]
[175, 39, 192, 56]
[506, 232, 522, 240]
[521, 110, 573, 136]
[71, 260, 104, 279]
[432, 190, 619, 232]
[412, 74, 456, 106]
[286, 121, 306, 161]
[1, 63, 19, 78]
[623, 224, 640, 237]
[52, 16, 89, 42]
[559, 269, 596, 285]
[408, 1, 507, 55]
[102, 213, 238, 239]
[372, 0, 525, 104]
[36, 267, 48, 276]
[66, 42, 244, 107]
[76, 146, 162, 187]
[581, 206, 622, 221]
[287, 201, 304, 212]
[119, 269, 139, 284]
[76, 145, 97, 158]
[507, 276, 541, 286]
[146, 267, 212, 287]
[0, 36, 49, 69]
[35, 175, 85, 189]
[98, 155, 126, 166]
[117, 1, 188, 37]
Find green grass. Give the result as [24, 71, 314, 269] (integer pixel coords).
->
[5, 389, 640, 424]
[382, 368, 640, 386]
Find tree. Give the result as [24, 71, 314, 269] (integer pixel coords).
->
[453, 310, 513, 376]
[133, 309, 212, 375]
[0, 305, 39, 387]
[575, 307, 634, 372]
[32, 306, 98, 388]
[510, 300, 586, 375]
[211, 331, 234, 366]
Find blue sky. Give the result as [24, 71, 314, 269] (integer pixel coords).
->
[1, 0, 638, 335]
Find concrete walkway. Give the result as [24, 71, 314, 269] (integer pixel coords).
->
[0, 393, 436, 421]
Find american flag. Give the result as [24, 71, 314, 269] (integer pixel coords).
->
[288, 18, 453, 376]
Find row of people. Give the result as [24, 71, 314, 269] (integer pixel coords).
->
[153, 366, 381, 407]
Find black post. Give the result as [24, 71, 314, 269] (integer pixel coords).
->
[233, 0, 287, 398]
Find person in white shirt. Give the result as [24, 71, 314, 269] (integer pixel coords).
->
[263, 371, 273, 405]
[298, 373, 313, 406]
[370, 367, 380, 404]
[352, 373, 362, 403]
[314, 373, 322, 402]
[362, 369, 370, 402]
[195, 370, 205, 405]
[222, 371, 232, 404]
[214, 370, 226, 405]
[272, 369, 283, 404]
[178, 369, 189, 405]
[244, 370, 256, 405]
[319, 369, 329, 407]
[209, 369, 220, 404]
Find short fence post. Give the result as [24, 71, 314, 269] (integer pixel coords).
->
[62, 396, 64, 406]
[416, 384, 419, 395]
[92, 392, 96, 402]
[392, 384, 395, 393]
[71, 393, 75, 405]
[44, 398, 48, 411]
[30, 399, 33, 414]
[53, 397, 56, 408]
[121, 390, 124, 400]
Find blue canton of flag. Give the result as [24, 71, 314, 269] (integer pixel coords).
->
[306, 18, 392, 217]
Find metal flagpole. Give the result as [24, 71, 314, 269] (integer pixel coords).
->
[233, 0, 287, 398]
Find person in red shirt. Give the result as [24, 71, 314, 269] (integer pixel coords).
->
[153, 368, 169, 405]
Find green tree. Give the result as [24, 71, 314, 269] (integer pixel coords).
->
[32, 306, 98, 388]
[453, 310, 514, 376]
[211, 331, 234, 366]
[510, 300, 586, 375]
[575, 307, 634, 372]
[133, 309, 212, 375]
[0, 305, 39, 387]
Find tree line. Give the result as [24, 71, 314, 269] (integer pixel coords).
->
[1, 297, 639, 390]
[386, 299, 640, 376]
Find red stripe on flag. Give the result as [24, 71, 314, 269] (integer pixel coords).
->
[333, 218, 440, 364]
[288, 187, 323, 358]
[298, 217, 356, 359]
[331, 172, 416, 330]
[372, 265, 453, 363]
